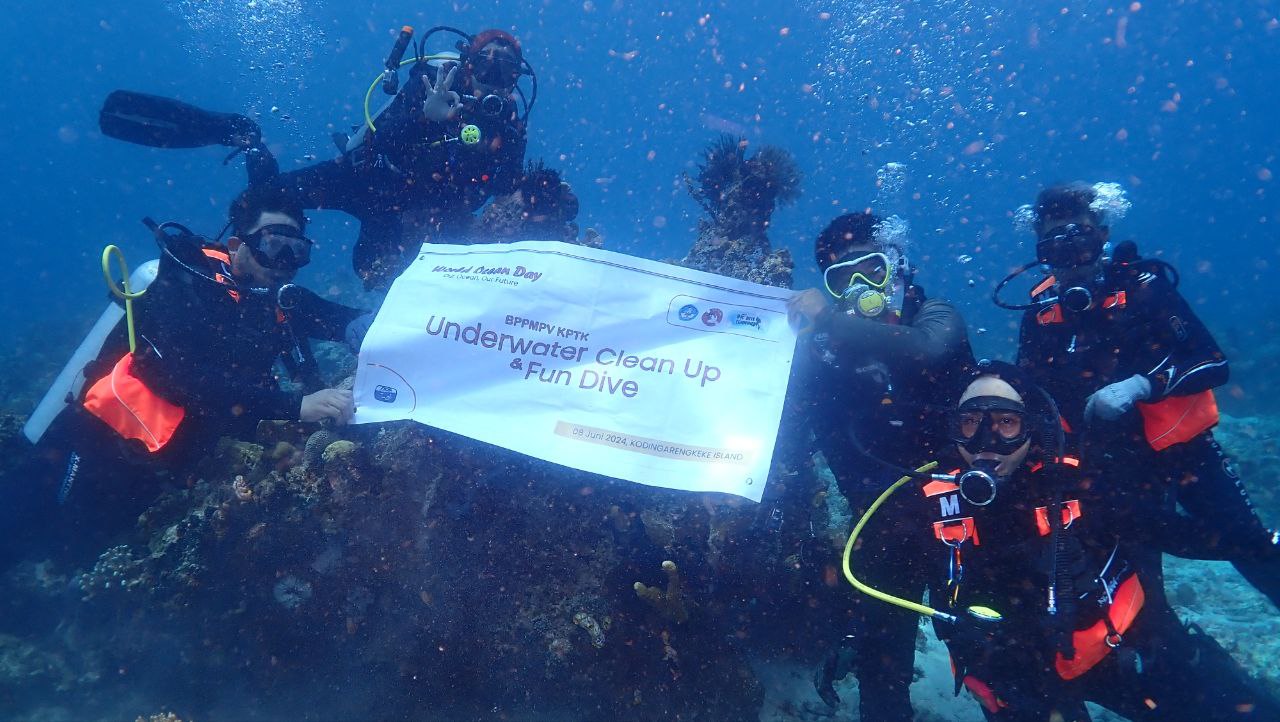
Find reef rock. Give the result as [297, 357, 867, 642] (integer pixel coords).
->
[680, 135, 801, 289]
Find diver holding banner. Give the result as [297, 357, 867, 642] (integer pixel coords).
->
[5, 187, 363, 575]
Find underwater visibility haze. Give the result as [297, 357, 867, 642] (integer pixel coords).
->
[1, 1, 1279, 720]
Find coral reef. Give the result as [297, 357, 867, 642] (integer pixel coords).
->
[468, 160, 582, 245]
[680, 135, 800, 288]
[303, 427, 338, 468]
[634, 560, 689, 623]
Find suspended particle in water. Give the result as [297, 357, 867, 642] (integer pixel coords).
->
[957, 254, 973, 264]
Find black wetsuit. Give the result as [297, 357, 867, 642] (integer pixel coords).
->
[1016, 253, 1280, 606]
[912, 458, 1278, 721]
[255, 61, 526, 288]
[797, 289, 975, 722]
[1, 233, 362, 572]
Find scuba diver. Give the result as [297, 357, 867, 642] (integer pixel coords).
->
[836, 361, 1278, 720]
[787, 211, 975, 722]
[1002, 182, 1280, 608]
[2, 185, 365, 574]
[99, 26, 554, 289]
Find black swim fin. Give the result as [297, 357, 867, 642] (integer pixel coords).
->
[99, 90, 260, 149]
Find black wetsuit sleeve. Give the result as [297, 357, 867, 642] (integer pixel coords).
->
[288, 288, 366, 341]
[270, 159, 365, 216]
[817, 298, 969, 367]
[1132, 277, 1228, 400]
[143, 341, 302, 423]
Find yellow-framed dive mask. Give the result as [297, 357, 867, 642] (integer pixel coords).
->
[823, 252, 897, 318]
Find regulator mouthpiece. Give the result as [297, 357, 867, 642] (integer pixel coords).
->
[958, 459, 1001, 507]
[1061, 285, 1094, 313]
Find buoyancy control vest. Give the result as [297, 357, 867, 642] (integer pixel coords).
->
[1030, 272, 1219, 450]
[923, 462, 1145, 685]
[81, 247, 239, 453]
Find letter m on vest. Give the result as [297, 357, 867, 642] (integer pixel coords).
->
[940, 495, 960, 517]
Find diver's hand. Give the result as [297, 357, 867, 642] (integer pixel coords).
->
[221, 113, 262, 149]
[787, 288, 832, 332]
[301, 389, 354, 425]
[421, 62, 462, 122]
[1084, 374, 1152, 422]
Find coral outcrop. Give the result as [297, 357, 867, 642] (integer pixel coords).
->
[680, 135, 801, 288]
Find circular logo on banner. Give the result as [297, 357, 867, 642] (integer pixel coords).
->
[678, 304, 699, 321]
[701, 308, 724, 326]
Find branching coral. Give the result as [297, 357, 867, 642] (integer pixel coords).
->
[633, 560, 689, 623]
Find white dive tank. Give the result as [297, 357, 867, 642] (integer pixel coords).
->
[23, 259, 160, 444]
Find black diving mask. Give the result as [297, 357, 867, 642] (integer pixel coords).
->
[949, 396, 1030, 457]
[245, 224, 313, 270]
[1037, 224, 1109, 313]
[1036, 223, 1104, 268]
[472, 50, 521, 91]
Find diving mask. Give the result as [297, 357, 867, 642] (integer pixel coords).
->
[471, 46, 521, 91]
[244, 224, 313, 270]
[823, 251, 900, 318]
[948, 395, 1030, 457]
[949, 395, 1030, 507]
[1036, 223, 1105, 268]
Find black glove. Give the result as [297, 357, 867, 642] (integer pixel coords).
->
[813, 635, 857, 708]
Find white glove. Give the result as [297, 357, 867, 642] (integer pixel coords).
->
[1084, 374, 1152, 422]
[421, 62, 462, 122]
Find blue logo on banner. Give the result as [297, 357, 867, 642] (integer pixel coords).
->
[732, 313, 762, 329]
[374, 385, 399, 403]
[678, 304, 699, 321]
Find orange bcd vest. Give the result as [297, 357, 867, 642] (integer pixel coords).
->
[1055, 573, 1145, 679]
[1138, 390, 1219, 451]
[1029, 276, 1218, 450]
[82, 353, 186, 453]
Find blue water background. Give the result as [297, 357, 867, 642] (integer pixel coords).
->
[1, 0, 1278, 411]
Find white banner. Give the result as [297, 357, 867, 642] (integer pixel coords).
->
[352, 241, 797, 502]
